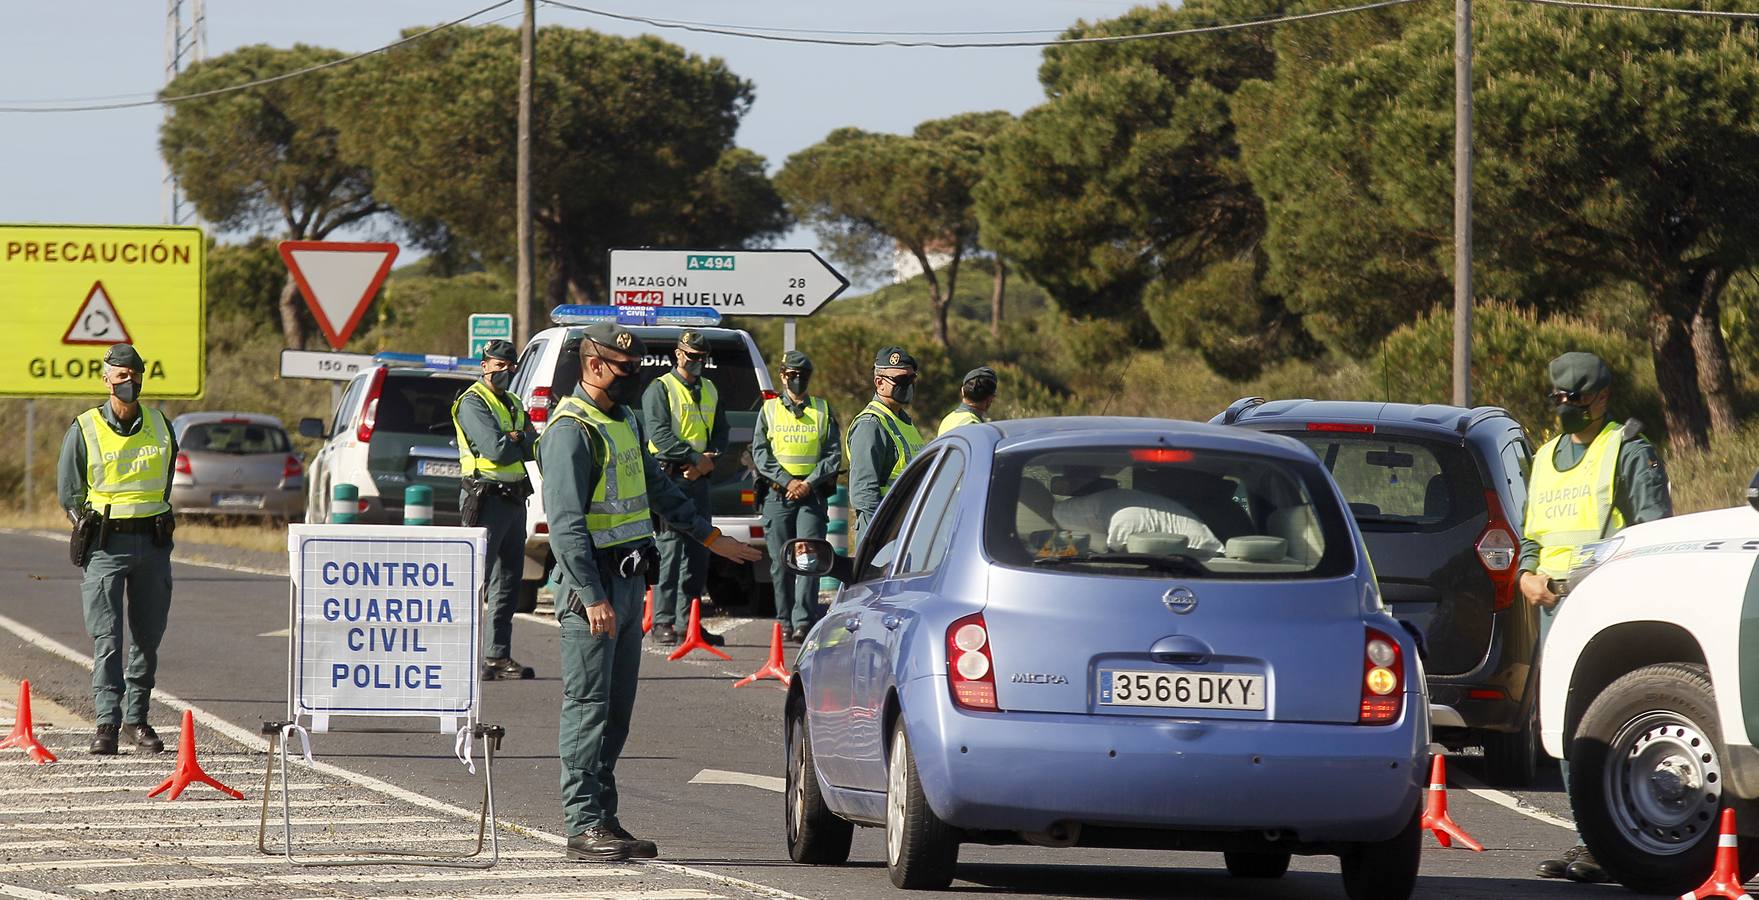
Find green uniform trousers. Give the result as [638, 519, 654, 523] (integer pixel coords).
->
[476, 492, 527, 660]
[652, 474, 709, 627]
[557, 566, 647, 835]
[80, 530, 173, 727]
[762, 492, 827, 630]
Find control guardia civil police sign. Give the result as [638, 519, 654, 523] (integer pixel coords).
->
[1, 224, 205, 398]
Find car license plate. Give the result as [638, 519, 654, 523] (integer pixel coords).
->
[1098, 669, 1265, 711]
[416, 459, 462, 478]
[214, 493, 264, 509]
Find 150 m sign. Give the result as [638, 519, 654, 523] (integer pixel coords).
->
[611, 249, 848, 318]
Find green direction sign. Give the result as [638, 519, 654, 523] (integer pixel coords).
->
[686, 254, 736, 271]
[467, 313, 514, 358]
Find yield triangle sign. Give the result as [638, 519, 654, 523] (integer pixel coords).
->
[278, 241, 400, 350]
[62, 280, 133, 346]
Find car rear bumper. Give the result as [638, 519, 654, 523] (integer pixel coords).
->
[171, 486, 303, 518]
[902, 677, 1426, 842]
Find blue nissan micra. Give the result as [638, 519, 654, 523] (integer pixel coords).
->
[783, 417, 1429, 898]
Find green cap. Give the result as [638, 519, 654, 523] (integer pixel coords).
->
[781, 349, 813, 372]
[677, 330, 710, 353]
[479, 340, 517, 363]
[580, 322, 646, 358]
[873, 346, 918, 370]
[1549, 351, 1612, 395]
[962, 366, 997, 401]
[103, 343, 145, 372]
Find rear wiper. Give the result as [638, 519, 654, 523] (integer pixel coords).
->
[1033, 553, 1208, 575]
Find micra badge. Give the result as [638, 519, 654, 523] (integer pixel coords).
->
[1011, 673, 1069, 685]
[1164, 586, 1198, 614]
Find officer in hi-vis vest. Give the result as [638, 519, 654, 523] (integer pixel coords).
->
[938, 366, 998, 434]
[56, 344, 175, 756]
[750, 350, 842, 642]
[1527, 351, 1670, 885]
[540, 323, 761, 862]
[848, 346, 926, 538]
[451, 339, 538, 681]
[641, 330, 729, 646]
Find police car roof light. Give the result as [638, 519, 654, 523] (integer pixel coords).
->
[372, 351, 482, 372]
[549, 304, 723, 328]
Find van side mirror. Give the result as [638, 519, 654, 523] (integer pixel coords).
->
[1748, 469, 1759, 513]
[298, 417, 328, 440]
[784, 538, 852, 584]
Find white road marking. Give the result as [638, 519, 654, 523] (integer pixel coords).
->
[256, 628, 289, 638]
[0, 851, 557, 872]
[0, 836, 480, 852]
[1453, 770, 1577, 831]
[0, 577, 813, 900]
[0, 816, 439, 831]
[690, 768, 785, 793]
[75, 878, 256, 894]
[0, 798, 378, 815]
[0, 757, 253, 768]
[268, 869, 639, 885]
[283, 894, 724, 900]
[9, 769, 260, 778]
[6, 783, 321, 795]
[0, 884, 74, 900]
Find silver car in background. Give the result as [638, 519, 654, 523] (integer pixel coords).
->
[169, 412, 304, 520]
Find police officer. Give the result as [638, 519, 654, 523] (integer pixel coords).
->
[451, 339, 538, 681]
[848, 346, 926, 537]
[540, 324, 761, 862]
[1527, 351, 1670, 884]
[938, 366, 998, 434]
[751, 350, 842, 642]
[56, 344, 174, 755]
[642, 330, 729, 646]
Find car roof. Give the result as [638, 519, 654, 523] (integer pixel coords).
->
[172, 412, 285, 428]
[531, 325, 750, 343]
[976, 416, 1319, 463]
[1223, 399, 1514, 436]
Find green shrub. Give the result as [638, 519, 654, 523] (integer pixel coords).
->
[1662, 423, 1759, 514]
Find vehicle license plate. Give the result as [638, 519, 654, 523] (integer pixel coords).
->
[417, 459, 463, 478]
[214, 493, 264, 509]
[1098, 669, 1265, 711]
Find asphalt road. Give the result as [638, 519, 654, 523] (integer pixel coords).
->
[0, 530, 1634, 899]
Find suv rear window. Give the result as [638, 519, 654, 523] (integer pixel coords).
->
[375, 374, 470, 436]
[183, 421, 289, 454]
[1285, 433, 1485, 531]
[985, 445, 1355, 580]
[549, 329, 764, 413]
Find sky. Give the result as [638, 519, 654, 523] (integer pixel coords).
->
[1, 0, 1149, 277]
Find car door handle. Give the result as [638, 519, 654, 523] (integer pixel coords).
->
[882, 614, 902, 631]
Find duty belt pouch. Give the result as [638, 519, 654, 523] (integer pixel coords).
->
[459, 479, 485, 528]
[151, 513, 174, 548]
[69, 510, 98, 567]
[643, 545, 660, 586]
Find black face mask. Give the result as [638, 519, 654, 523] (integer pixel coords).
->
[784, 374, 809, 396]
[1557, 403, 1592, 434]
[681, 358, 705, 378]
[605, 370, 642, 406]
[112, 380, 141, 404]
[487, 370, 514, 392]
[884, 375, 916, 404]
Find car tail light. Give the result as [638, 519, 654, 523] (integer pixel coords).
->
[1307, 422, 1375, 434]
[751, 525, 765, 539]
[1477, 490, 1519, 612]
[947, 613, 999, 711]
[1360, 628, 1404, 724]
[356, 367, 387, 443]
[282, 455, 303, 479]
[174, 452, 192, 475]
[761, 390, 779, 401]
[529, 386, 551, 425]
[359, 499, 370, 513]
[535, 521, 549, 535]
[1130, 448, 1194, 463]
[1467, 688, 1506, 701]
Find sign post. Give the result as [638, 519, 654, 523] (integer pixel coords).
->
[278, 241, 399, 351]
[467, 313, 514, 359]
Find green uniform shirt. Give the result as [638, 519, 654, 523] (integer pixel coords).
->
[641, 371, 729, 467]
[751, 393, 843, 490]
[57, 402, 179, 515]
[1518, 424, 1671, 573]
[456, 382, 538, 471]
[539, 386, 715, 608]
[848, 396, 916, 523]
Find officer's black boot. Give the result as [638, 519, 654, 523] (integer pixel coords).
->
[608, 823, 659, 859]
[567, 825, 632, 862]
[481, 657, 535, 681]
[121, 723, 163, 753]
[1537, 845, 1593, 879]
[88, 724, 119, 755]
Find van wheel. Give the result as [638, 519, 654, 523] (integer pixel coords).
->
[1340, 808, 1421, 900]
[1224, 850, 1290, 879]
[785, 700, 852, 864]
[1483, 702, 1540, 788]
[886, 720, 959, 889]
[1569, 663, 1759, 893]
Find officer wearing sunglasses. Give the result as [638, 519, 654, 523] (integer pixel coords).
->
[641, 331, 729, 646]
[848, 346, 926, 537]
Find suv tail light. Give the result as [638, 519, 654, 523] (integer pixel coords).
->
[174, 452, 192, 475]
[761, 389, 779, 401]
[947, 614, 999, 711]
[283, 455, 303, 479]
[356, 367, 387, 443]
[529, 386, 552, 425]
[1360, 628, 1404, 724]
[1477, 490, 1519, 611]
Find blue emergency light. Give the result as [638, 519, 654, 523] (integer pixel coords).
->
[372, 351, 482, 372]
[549, 305, 723, 328]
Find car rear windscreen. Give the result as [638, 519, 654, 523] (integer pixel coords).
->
[549, 330, 764, 412]
[375, 376, 469, 436]
[985, 445, 1355, 580]
[182, 422, 289, 455]
[1284, 433, 1485, 532]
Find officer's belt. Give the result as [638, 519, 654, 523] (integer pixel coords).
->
[106, 514, 165, 534]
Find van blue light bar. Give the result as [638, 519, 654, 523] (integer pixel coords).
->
[372, 351, 481, 372]
[549, 305, 723, 327]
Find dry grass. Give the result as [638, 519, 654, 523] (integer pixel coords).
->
[1662, 423, 1759, 516]
[0, 506, 288, 555]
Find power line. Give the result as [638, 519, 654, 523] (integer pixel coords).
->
[0, 0, 516, 113]
[1510, 0, 1759, 17]
[536, 6, 1071, 36]
[541, 0, 1429, 49]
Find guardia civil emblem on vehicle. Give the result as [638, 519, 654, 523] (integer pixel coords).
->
[1164, 586, 1198, 614]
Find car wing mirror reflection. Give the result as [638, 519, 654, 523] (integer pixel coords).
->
[784, 538, 851, 584]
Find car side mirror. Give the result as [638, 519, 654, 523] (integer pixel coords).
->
[1748, 469, 1759, 513]
[784, 538, 851, 584]
[298, 417, 328, 440]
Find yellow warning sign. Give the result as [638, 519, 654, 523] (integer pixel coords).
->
[1, 224, 204, 398]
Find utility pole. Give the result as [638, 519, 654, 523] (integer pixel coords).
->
[162, 0, 206, 226]
[516, 0, 536, 346]
[1453, 0, 1473, 407]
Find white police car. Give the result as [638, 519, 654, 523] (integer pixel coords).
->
[1538, 471, 1759, 893]
[509, 306, 775, 612]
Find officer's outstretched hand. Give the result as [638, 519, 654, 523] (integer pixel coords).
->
[709, 534, 763, 563]
[584, 600, 616, 638]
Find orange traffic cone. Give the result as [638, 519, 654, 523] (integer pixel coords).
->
[1682, 809, 1753, 900]
[734, 622, 793, 688]
[0, 680, 57, 765]
[147, 709, 243, 800]
[1420, 755, 1483, 851]
[668, 598, 731, 661]
[642, 588, 654, 636]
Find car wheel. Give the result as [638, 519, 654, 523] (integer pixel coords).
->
[1339, 807, 1421, 900]
[785, 700, 852, 864]
[1482, 700, 1540, 788]
[1223, 850, 1291, 879]
[885, 720, 959, 889]
[1569, 662, 1759, 893]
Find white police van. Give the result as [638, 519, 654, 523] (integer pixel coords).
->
[508, 306, 775, 613]
[1538, 471, 1759, 893]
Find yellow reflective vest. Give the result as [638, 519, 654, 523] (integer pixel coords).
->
[938, 406, 984, 434]
[451, 380, 531, 482]
[855, 400, 925, 488]
[763, 396, 830, 477]
[1527, 421, 1626, 579]
[77, 406, 172, 519]
[647, 371, 718, 454]
[547, 396, 652, 549]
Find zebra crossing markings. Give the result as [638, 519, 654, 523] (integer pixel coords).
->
[0, 798, 380, 815]
[0, 816, 441, 831]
